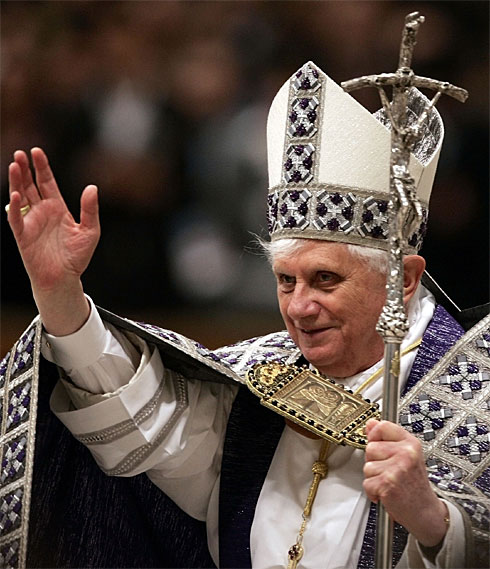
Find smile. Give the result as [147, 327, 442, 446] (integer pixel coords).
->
[301, 327, 329, 335]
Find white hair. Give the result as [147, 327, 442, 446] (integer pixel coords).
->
[260, 238, 388, 274]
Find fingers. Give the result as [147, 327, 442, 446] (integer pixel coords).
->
[363, 450, 409, 502]
[9, 160, 37, 208]
[9, 147, 56, 208]
[364, 423, 424, 505]
[8, 161, 23, 199]
[363, 465, 399, 503]
[365, 420, 421, 465]
[366, 424, 420, 463]
[6, 191, 25, 237]
[366, 419, 408, 443]
[8, 148, 99, 238]
[30, 147, 63, 200]
[365, 418, 378, 437]
[366, 442, 396, 462]
[13, 150, 41, 205]
[364, 459, 384, 478]
[80, 185, 100, 232]
[8, 163, 29, 238]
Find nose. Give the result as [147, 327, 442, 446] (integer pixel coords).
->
[286, 285, 321, 321]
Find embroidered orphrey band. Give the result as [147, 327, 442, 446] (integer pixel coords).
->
[0, 319, 42, 569]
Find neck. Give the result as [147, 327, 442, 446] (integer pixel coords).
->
[317, 354, 384, 381]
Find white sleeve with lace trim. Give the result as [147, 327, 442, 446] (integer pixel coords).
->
[41, 296, 140, 393]
[43, 296, 238, 521]
[397, 500, 465, 568]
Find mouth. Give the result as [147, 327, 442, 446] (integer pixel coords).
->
[300, 327, 330, 336]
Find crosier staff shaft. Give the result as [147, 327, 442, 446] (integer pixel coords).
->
[341, 11, 468, 569]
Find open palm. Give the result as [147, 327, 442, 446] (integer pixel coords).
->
[7, 148, 100, 292]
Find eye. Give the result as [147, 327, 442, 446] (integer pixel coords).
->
[277, 273, 295, 291]
[317, 272, 339, 286]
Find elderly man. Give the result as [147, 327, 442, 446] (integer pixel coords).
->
[3, 62, 489, 569]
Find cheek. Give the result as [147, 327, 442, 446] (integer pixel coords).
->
[277, 295, 291, 322]
[278, 297, 298, 336]
[342, 289, 385, 332]
[366, 288, 387, 320]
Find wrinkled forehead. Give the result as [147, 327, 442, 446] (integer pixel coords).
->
[270, 238, 389, 282]
[271, 239, 355, 270]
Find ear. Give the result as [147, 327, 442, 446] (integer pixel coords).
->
[403, 255, 426, 304]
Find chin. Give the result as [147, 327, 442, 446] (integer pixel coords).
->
[300, 348, 340, 375]
[299, 345, 361, 378]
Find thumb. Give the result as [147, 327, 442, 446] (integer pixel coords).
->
[80, 185, 99, 231]
[365, 418, 381, 440]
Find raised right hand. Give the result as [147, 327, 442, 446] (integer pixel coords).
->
[7, 147, 100, 335]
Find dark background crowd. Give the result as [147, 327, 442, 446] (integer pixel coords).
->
[1, 0, 488, 354]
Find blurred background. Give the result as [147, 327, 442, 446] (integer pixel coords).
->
[1, 0, 488, 354]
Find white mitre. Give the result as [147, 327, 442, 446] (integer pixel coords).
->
[266, 61, 444, 253]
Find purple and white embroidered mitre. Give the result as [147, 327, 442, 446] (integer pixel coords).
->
[266, 61, 444, 253]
